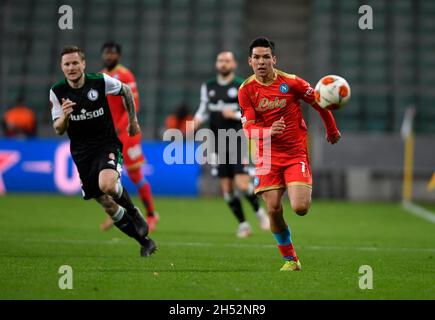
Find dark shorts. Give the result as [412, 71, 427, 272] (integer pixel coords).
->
[216, 163, 248, 178]
[74, 148, 123, 200]
[211, 151, 250, 178]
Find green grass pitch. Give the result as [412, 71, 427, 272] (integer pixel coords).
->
[0, 195, 434, 299]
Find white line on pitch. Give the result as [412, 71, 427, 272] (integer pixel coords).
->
[402, 201, 435, 224]
[18, 237, 435, 253]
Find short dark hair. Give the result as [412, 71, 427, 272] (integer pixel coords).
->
[61, 45, 85, 60]
[249, 37, 275, 56]
[101, 41, 122, 54]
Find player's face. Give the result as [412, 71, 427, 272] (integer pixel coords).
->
[216, 52, 236, 77]
[61, 53, 85, 82]
[248, 47, 276, 78]
[102, 48, 120, 70]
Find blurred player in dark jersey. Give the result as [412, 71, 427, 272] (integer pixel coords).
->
[50, 46, 156, 257]
[194, 51, 269, 238]
[239, 37, 341, 270]
[99, 41, 159, 233]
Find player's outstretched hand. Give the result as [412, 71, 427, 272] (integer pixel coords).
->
[128, 119, 141, 136]
[327, 130, 341, 144]
[270, 117, 286, 136]
[61, 98, 76, 118]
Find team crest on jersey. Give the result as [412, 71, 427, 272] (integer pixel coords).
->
[209, 90, 216, 97]
[279, 83, 289, 93]
[227, 87, 238, 98]
[87, 89, 99, 101]
[254, 176, 260, 187]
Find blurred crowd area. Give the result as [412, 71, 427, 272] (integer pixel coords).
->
[1, 0, 434, 139]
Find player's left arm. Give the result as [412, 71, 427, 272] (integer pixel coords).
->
[103, 73, 140, 136]
[295, 77, 341, 144]
[120, 83, 140, 136]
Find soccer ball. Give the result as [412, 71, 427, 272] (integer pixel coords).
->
[314, 75, 351, 110]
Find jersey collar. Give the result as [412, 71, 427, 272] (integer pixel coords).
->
[254, 69, 277, 86]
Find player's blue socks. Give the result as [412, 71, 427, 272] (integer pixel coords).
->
[273, 227, 292, 246]
[273, 227, 298, 261]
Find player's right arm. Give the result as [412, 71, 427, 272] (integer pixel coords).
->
[293, 76, 341, 144]
[193, 83, 209, 130]
[238, 86, 285, 139]
[50, 89, 76, 135]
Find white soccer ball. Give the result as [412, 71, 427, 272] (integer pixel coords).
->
[314, 75, 351, 110]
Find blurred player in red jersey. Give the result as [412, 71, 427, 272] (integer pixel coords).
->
[99, 41, 159, 232]
[238, 37, 341, 271]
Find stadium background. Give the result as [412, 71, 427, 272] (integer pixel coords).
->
[1, 0, 435, 301]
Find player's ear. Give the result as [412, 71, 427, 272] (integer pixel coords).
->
[82, 59, 86, 70]
[248, 56, 252, 67]
[272, 56, 277, 66]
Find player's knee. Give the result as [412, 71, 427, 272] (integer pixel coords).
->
[292, 203, 310, 216]
[238, 185, 249, 194]
[235, 181, 250, 193]
[99, 180, 117, 196]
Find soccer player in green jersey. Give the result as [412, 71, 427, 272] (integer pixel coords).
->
[50, 46, 156, 257]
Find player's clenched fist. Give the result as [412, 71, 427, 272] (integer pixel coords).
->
[270, 117, 286, 136]
[327, 130, 341, 144]
[61, 98, 76, 118]
[128, 119, 141, 137]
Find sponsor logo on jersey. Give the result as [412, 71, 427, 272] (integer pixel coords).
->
[70, 107, 105, 121]
[87, 89, 99, 101]
[107, 160, 115, 166]
[209, 90, 216, 97]
[279, 83, 289, 93]
[227, 87, 238, 98]
[256, 97, 287, 112]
